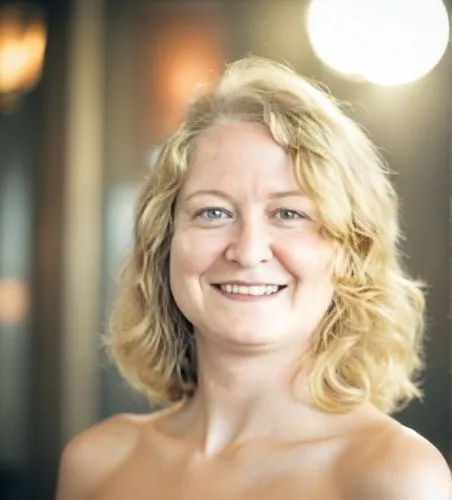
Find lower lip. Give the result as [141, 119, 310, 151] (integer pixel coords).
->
[212, 285, 285, 302]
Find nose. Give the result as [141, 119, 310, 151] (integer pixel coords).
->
[224, 219, 273, 267]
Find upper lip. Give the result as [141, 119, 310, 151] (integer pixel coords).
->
[213, 281, 287, 286]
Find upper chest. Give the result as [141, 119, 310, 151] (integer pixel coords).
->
[93, 439, 348, 500]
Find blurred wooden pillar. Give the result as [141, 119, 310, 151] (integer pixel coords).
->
[32, 0, 104, 497]
[32, 0, 69, 496]
[61, 0, 104, 443]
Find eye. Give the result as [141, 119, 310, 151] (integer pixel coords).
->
[274, 208, 309, 221]
[195, 207, 231, 220]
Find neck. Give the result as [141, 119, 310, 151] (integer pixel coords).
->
[178, 333, 323, 457]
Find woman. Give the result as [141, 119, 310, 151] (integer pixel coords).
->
[56, 57, 451, 499]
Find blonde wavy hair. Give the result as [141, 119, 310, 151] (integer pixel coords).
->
[108, 56, 425, 414]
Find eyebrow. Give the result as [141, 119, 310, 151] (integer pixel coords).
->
[183, 189, 306, 202]
[269, 190, 306, 199]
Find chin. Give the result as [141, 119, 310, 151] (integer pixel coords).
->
[208, 322, 297, 349]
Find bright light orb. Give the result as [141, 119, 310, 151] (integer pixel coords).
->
[307, 0, 450, 86]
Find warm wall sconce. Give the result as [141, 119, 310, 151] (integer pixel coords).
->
[0, 277, 29, 325]
[0, 2, 47, 109]
[147, 3, 225, 140]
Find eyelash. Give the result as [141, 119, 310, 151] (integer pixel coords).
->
[194, 207, 231, 220]
[275, 208, 308, 221]
[194, 207, 310, 222]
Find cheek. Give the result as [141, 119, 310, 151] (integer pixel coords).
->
[169, 229, 225, 323]
[170, 229, 224, 280]
[169, 232, 202, 320]
[170, 233, 198, 288]
[276, 234, 334, 281]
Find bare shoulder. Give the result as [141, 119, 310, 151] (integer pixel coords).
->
[55, 412, 154, 500]
[344, 418, 452, 499]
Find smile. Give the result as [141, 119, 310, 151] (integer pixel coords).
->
[212, 283, 286, 297]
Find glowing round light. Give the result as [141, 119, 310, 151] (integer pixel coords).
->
[307, 0, 450, 86]
[0, 4, 47, 96]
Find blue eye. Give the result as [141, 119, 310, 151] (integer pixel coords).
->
[196, 207, 230, 220]
[276, 209, 307, 220]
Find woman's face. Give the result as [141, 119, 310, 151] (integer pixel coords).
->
[170, 121, 335, 350]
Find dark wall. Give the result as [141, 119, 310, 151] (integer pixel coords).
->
[0, 2, 71, 500]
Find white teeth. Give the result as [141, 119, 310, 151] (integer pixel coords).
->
[219, 284, 280, 296]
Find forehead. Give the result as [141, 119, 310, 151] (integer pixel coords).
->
[182, 121, 299, 194]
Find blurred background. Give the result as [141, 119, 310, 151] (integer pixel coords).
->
[0, 0, 451, 498]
